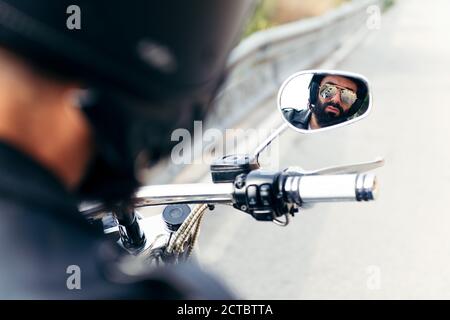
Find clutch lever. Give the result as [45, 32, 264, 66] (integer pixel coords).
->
[285, 157, 385, 176]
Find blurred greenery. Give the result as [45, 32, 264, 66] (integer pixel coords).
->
[242, 0, 348, 39]
[242, 0, 277, 39]
[243, 0, 395, 39]
[382, 0, 395, 11]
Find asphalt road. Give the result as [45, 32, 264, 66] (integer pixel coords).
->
[195, 0, 450, 299]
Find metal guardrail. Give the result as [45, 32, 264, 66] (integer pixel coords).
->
[205, 0, 380, 132]
[148, 0, 381, 184]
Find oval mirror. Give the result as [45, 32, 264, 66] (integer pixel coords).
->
[278, 70, 372, 133]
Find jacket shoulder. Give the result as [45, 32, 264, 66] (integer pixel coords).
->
[281, 108, 311, 130]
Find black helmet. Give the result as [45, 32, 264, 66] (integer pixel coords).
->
[0, 0, 255, 202]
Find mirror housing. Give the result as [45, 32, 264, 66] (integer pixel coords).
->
[278, 70, 372, 133]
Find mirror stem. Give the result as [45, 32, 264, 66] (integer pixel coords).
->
[253, 122, 289, 164]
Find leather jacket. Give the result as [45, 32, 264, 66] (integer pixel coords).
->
[0, 142, 232, 299]
[282, 108, 311, 130]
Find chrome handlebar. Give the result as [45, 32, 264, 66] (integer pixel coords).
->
[284, 173, 377, 204]
[80, 172, 377, 219]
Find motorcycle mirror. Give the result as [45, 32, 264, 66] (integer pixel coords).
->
[278, 70, 372, 133]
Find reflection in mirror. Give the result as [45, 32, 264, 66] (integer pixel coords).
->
[278, 71, 371, 132]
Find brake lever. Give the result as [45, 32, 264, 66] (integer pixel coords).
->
[285, 157, 385, 176]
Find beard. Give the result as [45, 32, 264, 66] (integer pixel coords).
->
[312, 101, 349, 128]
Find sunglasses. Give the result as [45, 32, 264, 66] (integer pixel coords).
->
[319, 83, 357, 106]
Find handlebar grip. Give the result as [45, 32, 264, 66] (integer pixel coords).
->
[284, 173, 377, 204]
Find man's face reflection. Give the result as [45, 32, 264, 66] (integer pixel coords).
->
[312, 75, 358, 128]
